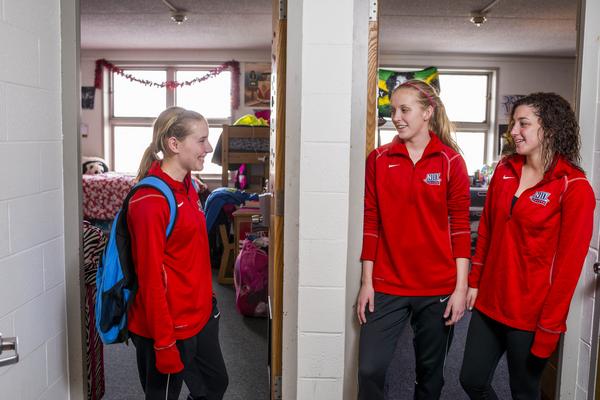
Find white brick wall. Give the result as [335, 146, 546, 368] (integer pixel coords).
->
[298, 378, 343, 399]
[0, 84, 6, 141]
[0, 0, 68, 399]
[284, 0, 357, 398]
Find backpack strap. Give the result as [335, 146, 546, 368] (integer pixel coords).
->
[128, 176, 178, 238]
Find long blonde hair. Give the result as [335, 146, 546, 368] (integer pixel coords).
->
[136, 106, 207, 181]
[392, 79, 459, 152]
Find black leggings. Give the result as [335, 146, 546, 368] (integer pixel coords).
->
[460, 310, 547, 400]
[358, 292, 454, 400]
[131, 299, 228, 400]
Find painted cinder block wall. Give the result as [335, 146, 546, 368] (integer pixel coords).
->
[0, 0, 70, 398]
[284, 0, 363, 398]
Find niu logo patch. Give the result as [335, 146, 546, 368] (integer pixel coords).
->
[530, 191, 551, 206]
[424, 173, 441, 186]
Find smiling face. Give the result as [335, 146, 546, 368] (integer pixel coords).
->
[510, 105, 543, 158]
[390, 87, 433, 143]
[173, 119, 212, 172]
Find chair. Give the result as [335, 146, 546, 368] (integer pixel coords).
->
[217, 224, 235, 284]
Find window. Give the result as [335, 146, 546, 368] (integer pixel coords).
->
[378, 69, 495, 175]
[108, 66, 232, 175]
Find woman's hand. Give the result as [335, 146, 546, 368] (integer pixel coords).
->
[443, 287, 467, 326]
[466, 287, 478, 311]
[356, 283, 375, 325]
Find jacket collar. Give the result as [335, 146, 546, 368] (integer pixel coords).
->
[504, 154, 575, 182]
[388, 131, 446, 159]
[148, 161, 191, 195]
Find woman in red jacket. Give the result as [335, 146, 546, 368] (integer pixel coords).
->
[460, 93, 595, 399]
[127, 107, 228, 400]
[356, 80, 471, 399]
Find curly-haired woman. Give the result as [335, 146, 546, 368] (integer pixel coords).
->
[460, 93, 596, 399]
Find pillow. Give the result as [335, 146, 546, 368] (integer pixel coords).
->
[82, 156, 109, 175]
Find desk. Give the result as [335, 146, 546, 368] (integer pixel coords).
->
[217, 207, 260, 285]
[233, 208, 261, 259]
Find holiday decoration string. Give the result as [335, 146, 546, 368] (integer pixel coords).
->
[94, 59, 241, 109]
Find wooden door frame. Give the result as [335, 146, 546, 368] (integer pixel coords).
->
[269, 0, 286, 398]
[61, 0, 87, 399]
[365, 0, 379, 156]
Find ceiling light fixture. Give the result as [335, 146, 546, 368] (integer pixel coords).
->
[470, 14, 487, 27]
[161, 0, 188, 25]
[469, 0, 501, 27]
[170, 12, 187, 25]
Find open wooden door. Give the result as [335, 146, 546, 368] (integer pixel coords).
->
[268, 0, 286, 399]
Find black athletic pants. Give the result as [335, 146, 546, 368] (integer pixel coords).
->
[358, 292, 454, 400]
[460, 310, 547, 400]
[131, 299, 229, 400]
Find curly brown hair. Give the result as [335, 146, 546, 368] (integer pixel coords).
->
[507, 92, 581, 171]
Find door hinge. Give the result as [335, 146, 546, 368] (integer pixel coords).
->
[369, 0, 378, 21]
[279, 0, 287, 20]
[273, 375, 282, 400]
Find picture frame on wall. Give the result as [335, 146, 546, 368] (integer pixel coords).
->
[244, 63, 271, 109]
[501, 94, 525, 117]
[81, 86, 96, 109]
[498, 124, 511, 155]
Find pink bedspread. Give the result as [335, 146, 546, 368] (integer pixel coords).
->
[82, 173, 135, 220]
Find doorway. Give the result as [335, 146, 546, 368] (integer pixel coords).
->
[369, 1, 580, 398]
[78, 1, 276, 398]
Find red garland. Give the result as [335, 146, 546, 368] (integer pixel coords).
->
[95, 59, 240, 110]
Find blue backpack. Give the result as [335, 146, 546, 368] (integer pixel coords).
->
[95, 176, 177, 344]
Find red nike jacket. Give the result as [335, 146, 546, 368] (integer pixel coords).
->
[127, 162, 213, 359]
[361, 132, 471, 296]
[469, 155, 596, 358]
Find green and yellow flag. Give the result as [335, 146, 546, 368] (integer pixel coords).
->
[378, 67, 439, 119]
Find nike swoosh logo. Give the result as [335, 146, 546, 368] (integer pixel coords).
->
[177, 202, 184, 207]
[503, 175, 515, 180]
[440, 295, 451, 303]
[213, 312, 220, 318]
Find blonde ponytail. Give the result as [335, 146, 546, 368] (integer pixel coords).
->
[394, 79, 459, 152]
[135, 145, 159, 182]
[135, 106, 207, 181]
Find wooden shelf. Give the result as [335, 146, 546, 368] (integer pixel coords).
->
[220, 125, 270, 189]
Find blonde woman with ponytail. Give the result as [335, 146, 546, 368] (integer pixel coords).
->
[127, 106, 228, 400]
[357, 80, 471, 399]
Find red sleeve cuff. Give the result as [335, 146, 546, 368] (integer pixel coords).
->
[452, 233, 472, 259]
[155, 343, 184, 374]
[360, 235, 378, 261]
[530, 328, 560, 359]
[468, 273, 480, 289]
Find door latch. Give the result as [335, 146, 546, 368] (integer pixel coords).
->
[0, 333, 19, 367]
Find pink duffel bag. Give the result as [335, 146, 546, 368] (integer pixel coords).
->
[234, 239, 269, 317]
